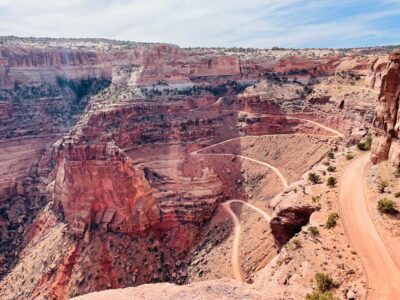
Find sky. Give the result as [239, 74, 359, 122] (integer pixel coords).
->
[0, 0, 399, 48]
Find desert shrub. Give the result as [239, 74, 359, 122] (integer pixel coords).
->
[326, 177, 337, 188]
[339, 99, 345, 110]
[395, 166, 400, 178]
[327, 165, 336, 172]
[325, 213, 339, 229]
[315, 272, 334, 292]
[328, 151, 335, 159]
[395, 192, 400, 198]
[346, 153, 354, 160]
[378, 180, 389, 193]
[306, 291, 335, 300]
[377, 198, 398, 215]
[308, 173, 321, 184]
[291, 238, 302, 249]
[357, 135, 372, 151]
[308, 226, 319, 236]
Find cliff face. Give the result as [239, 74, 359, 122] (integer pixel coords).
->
[371, 50, 400, 165]
[0, 39, 392, 299]
[0, 47, 112, 88]
[54, 142, 160, 236]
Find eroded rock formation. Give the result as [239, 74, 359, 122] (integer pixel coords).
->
[54, 142, 159, 236]
[372, 50, 400, 165]
[0, 37, 391, 299]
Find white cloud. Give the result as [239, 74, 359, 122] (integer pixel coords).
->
[0, 0, 399, 48]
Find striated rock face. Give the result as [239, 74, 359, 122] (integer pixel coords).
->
[0, 39, 391, 299]
[371, 50, 400, 165]
[0, 46, 112, 88]
[54, 142, 160, 235]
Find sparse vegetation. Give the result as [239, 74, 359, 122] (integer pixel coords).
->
[395, 165, 400, 178]
[325, 213, 339, 229]
[357, 135, 372, 151]
[346, 153, 354, 160]
[327, 165, 336, 172]
[315, 272, 334, 292]
[328, 151, 335, 159]
[291, 238, 302, 249]
[306, 291, 336, 300]
[395, 192, 400, 198]
[308, 226, 320, 236]
[326, 177, 337, 188]
[378, 179, 389, 193]
[377, 198, 398, 215]
[308, 172, 321, 184]
[271, 46, 285, 51]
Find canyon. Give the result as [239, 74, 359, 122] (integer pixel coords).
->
[0, 36, 398, 300]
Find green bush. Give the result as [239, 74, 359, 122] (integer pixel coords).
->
[357, 135, 372, 151]
[328, 151, 335, 159]
[306, 291, 335, 300]
[378, 180, 389, 193]
[326, 177, 337, 188]
[327, 166, 336, 172]
[315, 272, 334, 292]
[308, 173, 321, 184]
[308, 226, 319, 236]
[346, 153, 354, 160]
[291, 238, 302, 249]
[377, 198, 398, 215]
[325, 213, 339, 229]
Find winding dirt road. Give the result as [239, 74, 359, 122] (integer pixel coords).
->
[222, 109, 344, 138]
[188, 109, 343, 282]
[222, 200, 272, 282]
[339, 154, 400, 299]
[191, 151, 289, 189]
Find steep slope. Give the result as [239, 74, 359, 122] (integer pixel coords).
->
[0, 38, 390, 299]
[371, 50, 400, 165]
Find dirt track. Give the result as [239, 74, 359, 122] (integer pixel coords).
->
[190, 109, 343, 283]
[339, 154, 400, 299]
[222, 200, 272, 282]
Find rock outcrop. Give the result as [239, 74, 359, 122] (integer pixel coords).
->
[270, 206, 315, 249]
[371, 50, 400, 165]
[54, 142, 160, 235]
[0, 38, 392, 299]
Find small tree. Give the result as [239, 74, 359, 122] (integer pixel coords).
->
[326, 177, 337, 188]
[377, 198, 398, 215]
[346, 153, 354, 160]
[325, 213, 339, 229]
[328, 151, 335, 159]
[308, 173, 321, 184]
